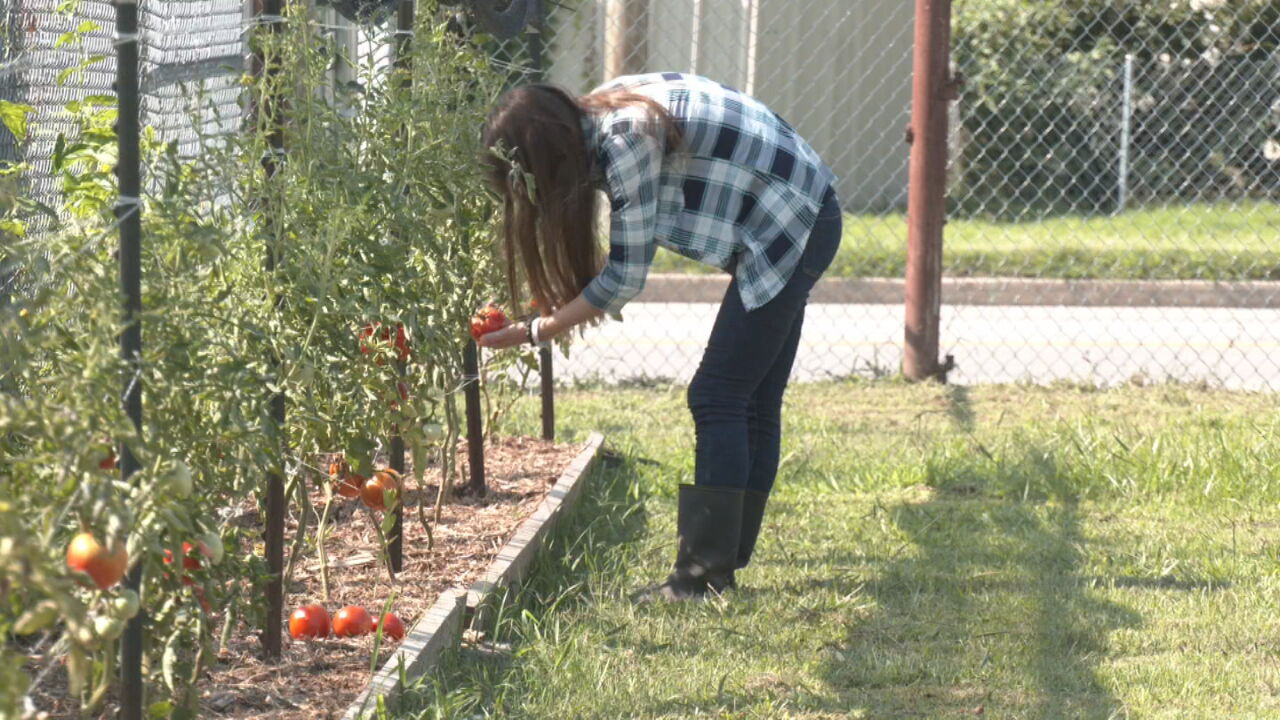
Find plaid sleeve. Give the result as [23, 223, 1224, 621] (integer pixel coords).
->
[582, 129, 662, 314]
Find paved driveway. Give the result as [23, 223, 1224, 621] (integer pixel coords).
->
[545, 302, 1280, 390]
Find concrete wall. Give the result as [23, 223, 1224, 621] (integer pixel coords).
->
[546, 0, 915, 212]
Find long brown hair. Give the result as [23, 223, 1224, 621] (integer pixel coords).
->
[482, 84, 680, 313]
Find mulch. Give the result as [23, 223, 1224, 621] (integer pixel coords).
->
[26, 436, 583, 720]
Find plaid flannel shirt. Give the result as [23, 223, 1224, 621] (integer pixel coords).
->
[580, 72, 837, 313]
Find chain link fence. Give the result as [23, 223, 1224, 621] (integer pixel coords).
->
[495, 0, 1280, 389]
[3, 0, 1278, 388]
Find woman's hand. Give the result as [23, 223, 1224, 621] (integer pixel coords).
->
[474, 294, 606, 350]
[475, 321, 528, 349]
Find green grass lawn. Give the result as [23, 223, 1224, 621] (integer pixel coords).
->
[650, 200, 1280, 280]
[397, 381, 1280, 719]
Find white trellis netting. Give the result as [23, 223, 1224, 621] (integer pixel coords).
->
[4, 0, 246, 230]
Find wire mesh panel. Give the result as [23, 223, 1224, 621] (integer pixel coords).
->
[4, 1, 1278, 389]
[138, 1, 245, 159]
[1, 6, 20, 169]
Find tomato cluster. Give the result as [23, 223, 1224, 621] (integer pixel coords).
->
[329, 460, 402, 511]
[289, 604, 405, 641]
[359, 322, 411, 364]
[469, 303, 508, 341]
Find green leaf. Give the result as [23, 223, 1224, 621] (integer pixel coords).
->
[0, 101, 35, 141]
[56, 54, 109, 86]
[54, 20, 101, 48]
[0, 219, 27, 238]
[51, 134, 68, 172]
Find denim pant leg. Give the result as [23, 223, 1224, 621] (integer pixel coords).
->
[746, 190, 843, 494]
[688, 276, 807, 489]
[688, 188, 843, 490]
[745, 309, 806, 494]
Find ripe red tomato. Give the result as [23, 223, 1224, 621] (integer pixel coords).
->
[163, 541, 202, 571]
[66, 532, 128, 590]
[393, 324, 410, 361]
[339, 472, 365, 499]
[330, 458, 363, 499]
[375, 612, 406, 641]
[332, 606, 373, 637]
[361, 469, 401, 511]
[469, 304, 508, 341]
[359, 322, 410, 363]
[289, 604, 330, 639]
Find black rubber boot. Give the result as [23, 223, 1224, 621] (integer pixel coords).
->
[736, 488, 770, 569]
[724, 489, 769, 589]
[651, 484, 743, 601]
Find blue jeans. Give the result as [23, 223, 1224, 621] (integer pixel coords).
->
[688, 186, 842, 493]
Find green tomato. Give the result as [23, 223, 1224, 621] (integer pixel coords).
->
[422, 423, 445, 443]
[93, 615, 125, 642]
[110, 589, 140, 620]
[167, 461, 193, 498]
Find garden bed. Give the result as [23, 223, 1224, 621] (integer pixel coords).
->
[27, 436, 584, 720]
[203, 436, 580, 720]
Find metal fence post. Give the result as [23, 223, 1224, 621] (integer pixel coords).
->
[463, 340, 486, 496]
[1117, 53, 1134, 214]
[113, 1, 144, 716]
[387, 0, 416, 575]
[250, 0, 286, 661]
[903, 0, 954, 382]
[604, 0, 647, 80]
[526, 2, 555, 441]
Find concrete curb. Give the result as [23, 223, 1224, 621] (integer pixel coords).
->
[634, 274, 1280, 308]
[340, 432, 606, 720]
[465, 432, 605, 626]
[340, 589, 466, 720]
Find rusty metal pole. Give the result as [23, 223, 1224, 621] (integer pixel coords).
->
[903, 0, 954, 382]
[527, 4, 556, 441]
[463, 341, 486, 496]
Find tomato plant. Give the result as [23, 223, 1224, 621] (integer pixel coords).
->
[0, 4, 516, 717]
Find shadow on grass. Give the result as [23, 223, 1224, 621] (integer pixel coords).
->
[398, 448, 651, 716]
[818, 443, 1144, 718]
